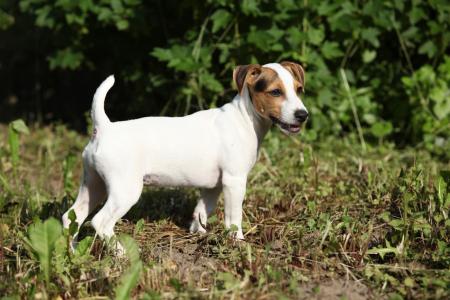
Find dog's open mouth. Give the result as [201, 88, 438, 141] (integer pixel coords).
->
[270, 116, 301, 134]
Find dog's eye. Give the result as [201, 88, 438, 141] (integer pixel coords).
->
[269, 89, 282, 97]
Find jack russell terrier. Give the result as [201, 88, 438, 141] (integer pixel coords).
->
[62, 62, 308, 252]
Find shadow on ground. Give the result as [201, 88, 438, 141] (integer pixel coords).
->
[35, 187, 199, 241]
[124, 187, 199, 229]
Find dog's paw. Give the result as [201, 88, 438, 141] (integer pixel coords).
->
[234, 230, 245, 240]
[109, 240, 126, 258]
[190, 210, 208, 234]
[114, 243, 126, 258]
[189, 219, 207, 234]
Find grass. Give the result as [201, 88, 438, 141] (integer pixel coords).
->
[0, 122, 449, 299]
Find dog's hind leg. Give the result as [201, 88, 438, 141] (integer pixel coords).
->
[62, 164, 106, 247]
[190, 186, 222, 234]
[91, 175, 143, 255]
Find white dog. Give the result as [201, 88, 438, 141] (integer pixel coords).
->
[62, 62, 308, 252]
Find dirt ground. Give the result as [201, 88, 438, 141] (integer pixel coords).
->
[115, 219, 376, 299]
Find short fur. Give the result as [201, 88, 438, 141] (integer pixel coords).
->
[62, 62, 308, 254]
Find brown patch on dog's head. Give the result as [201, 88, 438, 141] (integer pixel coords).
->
[233, 65, 287, 120]
[281, 61, 305, 92]
[233, 62, 306, 121]
[248, 67, 287, 120]
[233, 64, 262, 94]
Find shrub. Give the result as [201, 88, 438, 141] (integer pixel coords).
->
[0, 0, 449, 156]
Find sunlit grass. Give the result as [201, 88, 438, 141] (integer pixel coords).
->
[0, 123, 449, 299]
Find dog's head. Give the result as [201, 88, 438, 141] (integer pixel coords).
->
[233, 61, 308, 134]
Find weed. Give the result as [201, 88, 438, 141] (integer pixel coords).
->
[0, 123, 449, 299]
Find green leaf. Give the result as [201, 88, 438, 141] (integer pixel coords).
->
[114, 235, 143, 300]
[75, 236, 93, 256]
[267, 26, 284, 41]
[116, 19, 129, 31]
[211, 9, 231, 33]
[317, 1, 339, 16]
[307, 27, 325, 45]
[152, 45, 198, 72]
[366, 245, 399, 259]
[97, 7, 113, 21]
[151, 47, 173, 62]
[241, 0, 261, 16]
[24, 218, 63, 284]
[286, 27, 304, 48]
[111, 0, 124, 13]
[119, 235, 140, 265]
[169, 278, 182, 292]
[68, 209, 76, 222]
[0, 9, 15, 30]
[370, 121, 393, 138]
[200, 72, 223, 93]
[404, 277, 415, 288]
[440, 170, 450, 186]
[10, 119, 30, 135]
[361, 28, 380, 47]
[247, 27, 272, 50]
[317, 88, 333, 107]
[362, 50, 377, 63]
[114, 261, 143, 300]
[229, 224, 239, 232]
[35, 5, 54, 28]
[63, 154, 77, 194]
[418, 41, 437, 58]
[8, 119, 29, 169]
[8, 126, 19, 167]
[134, 218, 145, 236]
[321, 42, 344, 59]
[207, 214, 218, 225]
[48, 48, 84, 70]
[388, 219, 404, 230]
[217, 272, 240, 290]
[410, 7, 426, 24]
[68, 209, 78, 236]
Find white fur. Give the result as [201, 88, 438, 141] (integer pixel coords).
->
[264, 63, 308, 126]
[62, 63, 307, 252]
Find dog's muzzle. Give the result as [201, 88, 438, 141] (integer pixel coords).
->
[270, 116, 301, 134]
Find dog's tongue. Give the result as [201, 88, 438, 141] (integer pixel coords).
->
[288, 125, 300, 133]
[284, 123, 297, 129]
[281, 122, 300, 133]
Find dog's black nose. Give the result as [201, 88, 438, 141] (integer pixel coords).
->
[294, 109, 309, 123]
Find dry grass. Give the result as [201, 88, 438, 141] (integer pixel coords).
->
[0, 123, 449, 299]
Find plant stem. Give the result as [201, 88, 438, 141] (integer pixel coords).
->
[340, 68, 366, 152]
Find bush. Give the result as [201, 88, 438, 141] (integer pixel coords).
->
[0, 0, 449, 156]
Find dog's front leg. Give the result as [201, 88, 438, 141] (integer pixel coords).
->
[222, 172, 247, 239]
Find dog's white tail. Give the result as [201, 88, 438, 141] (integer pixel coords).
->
[91, 75, 115, 130]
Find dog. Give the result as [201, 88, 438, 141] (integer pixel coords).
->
[62, 62, 308, 253]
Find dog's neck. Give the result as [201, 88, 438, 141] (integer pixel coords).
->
[233, 86, 272, 149]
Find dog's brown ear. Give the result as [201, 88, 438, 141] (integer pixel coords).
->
[233, 64, 262, 94]
[281, 61, 305, 91]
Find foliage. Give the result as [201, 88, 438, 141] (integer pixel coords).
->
[23, 217, 62, 286]
[402, 56, 450, 156]
[0, 123, 449, 299]
[0, 0, 449, 156]
[114, 235, 143, 300]
[1, 0, 450, 298]
[7, 119, 29, 173]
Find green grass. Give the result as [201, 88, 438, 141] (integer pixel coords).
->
[0, 122, 449, 299]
